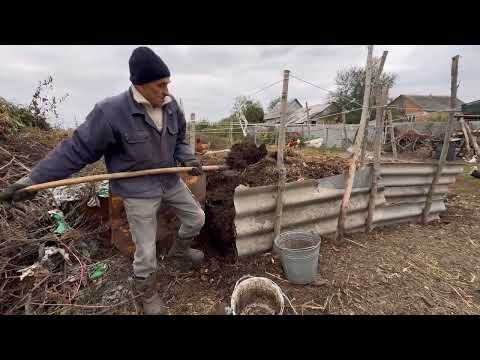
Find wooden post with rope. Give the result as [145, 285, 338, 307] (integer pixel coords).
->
[274, 70, 290, 242]
[366, 86, 388, 232]
[360, 51, 388, 167]
[422, 55, 460, 224]
[336, 45, 374, 243]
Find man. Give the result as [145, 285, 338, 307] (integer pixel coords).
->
[0, 46, 205, 315]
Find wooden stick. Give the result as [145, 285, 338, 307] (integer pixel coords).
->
[0, 146, 31, 172]
[342, 109, 348, 145]
[422, 55, 460, 224]
[345, 238, 367, 249]
[459, 116, 471, 155]
[464, 119, 480, 156]
[190, 113, 196, 152]
[229, 112, 233, 147]
[388, 110, 397, 160]
[18, 165, 227, 193]
[336, 45, 374, 243]
[360, 51, 388, 167]
[274, 70, 290, 241]
[367, 86, 388, 232]
[306, 101, 310, 139]
[360, 126, 369, 166]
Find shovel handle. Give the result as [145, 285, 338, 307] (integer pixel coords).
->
[19, 165, 228, 193]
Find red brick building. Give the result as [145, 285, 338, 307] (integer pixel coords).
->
[388, 95, 464, 122]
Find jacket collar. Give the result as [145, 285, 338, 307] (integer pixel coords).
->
[129, 85, 172, 111]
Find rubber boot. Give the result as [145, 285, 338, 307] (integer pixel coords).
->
[167, 236, 204, 271]
[131, 274, 168, 315]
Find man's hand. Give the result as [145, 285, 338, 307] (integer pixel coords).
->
[182, 159, 203, 176]
[0, 176, 37, 203]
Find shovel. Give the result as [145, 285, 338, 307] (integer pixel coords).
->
[17, 165, 228, 193]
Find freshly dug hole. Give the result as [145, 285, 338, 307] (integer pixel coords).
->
[202, 140, 348, 258]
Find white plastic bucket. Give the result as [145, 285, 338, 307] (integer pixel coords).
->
[230, 276, 285, 315]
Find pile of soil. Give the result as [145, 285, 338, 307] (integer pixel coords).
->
[204, 170, 241, 258]
[201, 141, 349, 257]
[226, 139, 267, 169]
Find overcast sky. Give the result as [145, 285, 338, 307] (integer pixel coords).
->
[0, 45, 478, 128]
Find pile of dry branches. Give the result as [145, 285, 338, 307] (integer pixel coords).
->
[0, 130, 109, 314]
[394, 128, 433, 152]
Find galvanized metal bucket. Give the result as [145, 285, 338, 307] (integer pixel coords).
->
[274, 231, 321, 285]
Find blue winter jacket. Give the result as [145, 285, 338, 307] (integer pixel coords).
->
[31, 88, 196, 198]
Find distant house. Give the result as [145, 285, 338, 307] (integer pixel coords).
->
[388, 95, 464, 122]
[264, 99, 303, 125]
[286, 103, 340, 125]
[462, 100, 480, 115]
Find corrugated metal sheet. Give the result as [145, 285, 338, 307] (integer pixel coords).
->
[234, 162, 463, 256]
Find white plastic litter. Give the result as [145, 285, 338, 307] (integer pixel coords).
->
[305, 138, 324, 148]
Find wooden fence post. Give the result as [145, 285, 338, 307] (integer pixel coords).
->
[229, 114, 233, 147]
[306, 102, 311, 139]
[388, 110, 397, 159]
[342, 109, 348, 146]
[464, 120, 480, 156]
[366, 86, 388, 232]
[360, 127, 369, 166]
[190, 113, 196, 153]
[360, 51, 388, 167]
[422, 55, 460, 224]
[274, 70, 290, 241]
[336, 45, 374, 243]
[459, 116, 471, 155]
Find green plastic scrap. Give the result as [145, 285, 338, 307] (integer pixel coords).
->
[97, 182, 109, 198]
[89, 262, 108, 280]
[48, 210, 70, 235]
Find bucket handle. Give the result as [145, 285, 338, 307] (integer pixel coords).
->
[227, 275, 255, 315]
[281, 290, 298, 315]
[234, 274, 254, 291]
[233, 274, 298, 315]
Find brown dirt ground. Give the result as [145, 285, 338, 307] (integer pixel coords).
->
[4, 131, 479, 315]
[55, 164, 480, 315]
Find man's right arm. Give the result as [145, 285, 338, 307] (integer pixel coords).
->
[31, 104, 116, 184]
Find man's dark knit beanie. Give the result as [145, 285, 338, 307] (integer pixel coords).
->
[129, 46, 171, 85]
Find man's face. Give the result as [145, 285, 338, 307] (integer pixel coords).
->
[136, 78, 171, 107]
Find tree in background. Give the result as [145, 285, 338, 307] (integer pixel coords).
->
[231, 96, 264, 124]
[329, 57, 396, 124]
[267, 96, 281, 112]
[29, 75, 69, 127]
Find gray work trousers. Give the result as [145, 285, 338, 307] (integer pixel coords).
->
[123, 180, 205, 278]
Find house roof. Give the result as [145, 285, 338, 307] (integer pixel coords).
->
[462, 99, 480, 114]
[392, 95, 464, 112]
[286, 103, 337, 124]
[264, 98, 303, 120]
